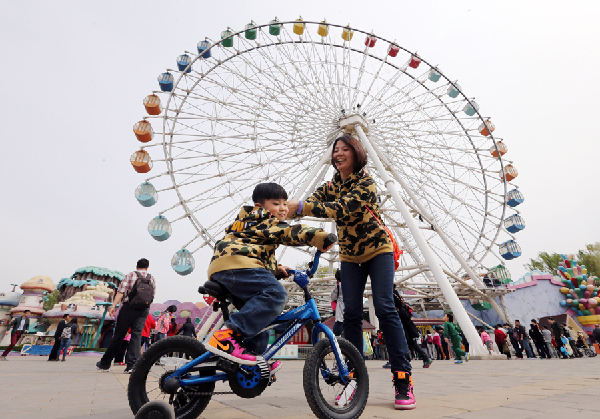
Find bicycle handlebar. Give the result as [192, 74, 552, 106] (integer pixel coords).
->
[288, 233, 337, 283]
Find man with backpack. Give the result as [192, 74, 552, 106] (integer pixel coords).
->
[96, 258, 156, 373]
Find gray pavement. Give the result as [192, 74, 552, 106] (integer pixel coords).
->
[0, 355, 599, 418]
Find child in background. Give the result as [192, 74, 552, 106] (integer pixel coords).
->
[479, 328, 493, 355]
[444, 313, 469, 364]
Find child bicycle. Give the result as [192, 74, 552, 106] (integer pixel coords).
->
[128, 234, 369, 419]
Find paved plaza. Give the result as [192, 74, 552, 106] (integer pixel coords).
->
[1, 355, 599, 418]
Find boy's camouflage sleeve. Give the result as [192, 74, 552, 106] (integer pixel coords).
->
[302, 176, 376, 220]
[254, 218, 328, 249]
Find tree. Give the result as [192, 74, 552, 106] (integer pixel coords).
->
[524, 252, 563, 274]
[43, 289, 59, 311]
[524, 242, 600, 277]
[576, 242, 600, 277]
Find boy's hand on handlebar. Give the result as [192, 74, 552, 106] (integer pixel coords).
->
[277, 264, 292, 278]
[318, 233, 337, 252]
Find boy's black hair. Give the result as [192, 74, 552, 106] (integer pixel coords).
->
[63, 314, 69, 319]
[137, 258, 150, 269]
[446, 313, 454, 322]
[252, 182, 288, 205]
[24, 310, 31, 314]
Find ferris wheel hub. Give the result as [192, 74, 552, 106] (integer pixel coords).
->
[338, 114, 369, 134]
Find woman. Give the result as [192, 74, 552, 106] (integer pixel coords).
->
[288, 134, 415, 410]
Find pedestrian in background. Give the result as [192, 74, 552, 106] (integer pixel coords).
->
[96, 258, 156, 373]
[1, 310, 31, 361]
[529, 319, 550, 358]
[141, 313, 155, 353]
[444, 313, 468, 364]
[58, 317, 78, 362]
[48, 314, 69, 361]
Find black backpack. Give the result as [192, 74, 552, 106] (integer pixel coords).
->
[128, 272, 154, 309]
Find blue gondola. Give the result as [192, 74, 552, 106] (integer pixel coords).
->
[197, 40, 211, 59]
[172, 249, 195, 275]
[428, 70, 441, 82]
[499, 240, 522, 260]
[448, 83, 461, 98]
[463, 100, 479, 116]
[176, 54, 192, 73]
[148, 215, 172, 242]
[134, 182, 158, 207]
[158, 72, 174, 92]
[507, 189, 524, 207]
[504, 214, 526, 234]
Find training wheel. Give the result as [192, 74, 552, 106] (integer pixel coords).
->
[134, 400, 175, 419]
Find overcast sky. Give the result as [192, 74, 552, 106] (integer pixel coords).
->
[1, 1, 599, 302]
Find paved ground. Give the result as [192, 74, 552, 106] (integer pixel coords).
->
[1, 355, 599, 418]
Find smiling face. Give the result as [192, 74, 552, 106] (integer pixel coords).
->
[332, 141, 356, 177]
[260, 199, 289, 221]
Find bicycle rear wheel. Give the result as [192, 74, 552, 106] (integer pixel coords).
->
[303, 337, 369, 419]
[128, 336, 215, 419]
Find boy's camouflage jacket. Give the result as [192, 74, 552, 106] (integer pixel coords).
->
[300, 168, 393, 264]
[208, 206, 329, 277]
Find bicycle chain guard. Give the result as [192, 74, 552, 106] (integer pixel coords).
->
[227, 357, 270, 398]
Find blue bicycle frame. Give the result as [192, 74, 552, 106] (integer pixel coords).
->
[166, 251, 350, 388]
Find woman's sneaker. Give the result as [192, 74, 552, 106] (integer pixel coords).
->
[206, 329, 257, 365]
[393, 371, 416, 410]
[423, 359, 433, 368]
[334, 382, 356, 407]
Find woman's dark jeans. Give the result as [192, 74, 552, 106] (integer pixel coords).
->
[341, 252, 412, 373]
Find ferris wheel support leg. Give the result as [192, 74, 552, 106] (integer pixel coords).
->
[353, 124, 487, 356]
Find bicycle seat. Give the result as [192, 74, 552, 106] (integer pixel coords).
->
[198, 280, 230, 301]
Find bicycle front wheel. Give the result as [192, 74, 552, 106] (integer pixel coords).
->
[303, 337, 369, 419]
[128, 336, 215, 419]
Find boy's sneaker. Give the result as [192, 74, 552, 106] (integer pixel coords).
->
[96, 361, 110, 372]
[334, 382, 356, 407]
[423, 359, 433, 368]
[454, 360, 463, 364]
[269, 360, 282, 376]
[393, 371, 416, 410]
[206, 329, 257, 365]
[465, 352, 470, 362]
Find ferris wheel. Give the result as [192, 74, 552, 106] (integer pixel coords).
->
[130, 18, 525, 284]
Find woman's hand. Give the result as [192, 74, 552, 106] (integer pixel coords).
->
[286, 200, 300, 217]
[320, 243, 335, 253]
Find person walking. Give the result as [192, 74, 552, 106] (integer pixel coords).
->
[515, 320, 535, 358]
[330, 271, 345, 337]
[506, 323, 522, 358]
[156, 305, 177, 342]
[548, 318, 568, 359]
[425, 331, 436, 360]
[96, 258, 156, 373]
[48, 314, 69, 361]
[529, 320, 550, 359]
[391, 289, 432, 368]
[114, 329, 131, 366]
[57, 318, 78, 362]
[141, 313, 156, 353]
[494, 324, 510, 359]
[432, 329, 443, 360]
[168, 318, 178, 337]
[438, 327, 450, 360]
[288, 134, 416, 410]
[1, 310, 31, 361]
[176, 318, 198, 338]
[444, 313, 468, 364]
[592, 324, 600, 347]
[479, 328, 493, 355]
[541, 325, 555, 358]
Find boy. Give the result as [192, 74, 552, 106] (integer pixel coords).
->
[443, 313, 469, 364]
[206, 183, 332, 366]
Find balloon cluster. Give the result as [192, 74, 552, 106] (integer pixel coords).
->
[558, 254, 600, 316]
